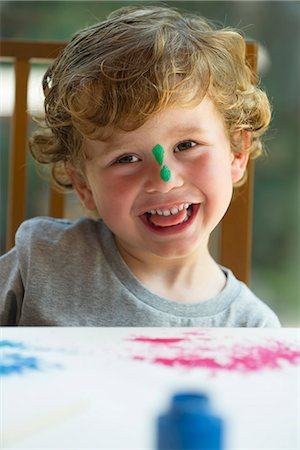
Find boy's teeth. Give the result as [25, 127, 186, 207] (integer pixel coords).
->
[147, 203, 191, 216]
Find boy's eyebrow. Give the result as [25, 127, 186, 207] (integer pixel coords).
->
[174, 126, 207, 134]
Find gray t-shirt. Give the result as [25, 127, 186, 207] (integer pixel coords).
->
[0, 217, 281, 327]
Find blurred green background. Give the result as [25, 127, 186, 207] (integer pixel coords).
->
[0, 1, 299, 326]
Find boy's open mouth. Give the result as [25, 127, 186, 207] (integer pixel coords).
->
[140, 203, 199, 231]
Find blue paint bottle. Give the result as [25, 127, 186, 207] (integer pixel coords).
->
[156, 392, 224, 450]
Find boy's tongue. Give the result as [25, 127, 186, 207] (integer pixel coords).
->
[149, 208, 188, 227]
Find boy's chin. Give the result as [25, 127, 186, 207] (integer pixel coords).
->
[140, 235, 210, 261]
[116, 234, 205, 261]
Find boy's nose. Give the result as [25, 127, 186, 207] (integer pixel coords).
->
[144, 160, 184, 193]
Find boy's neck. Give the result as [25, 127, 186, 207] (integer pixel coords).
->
[116, 241, 226, 303]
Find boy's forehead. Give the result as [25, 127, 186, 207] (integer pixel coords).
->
[100, 125, 206, 144]
[84, 97, 222, 150]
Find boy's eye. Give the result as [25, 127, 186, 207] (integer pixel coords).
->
[175, 141, 197, 152]
[115, 154, 139, 164]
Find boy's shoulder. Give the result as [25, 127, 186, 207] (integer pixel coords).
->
[18, 215, 73, 233]
[15, 216, 101, 252]
[224, 268, 281, 327]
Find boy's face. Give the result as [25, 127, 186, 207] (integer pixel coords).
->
[70, 96, 248, 260]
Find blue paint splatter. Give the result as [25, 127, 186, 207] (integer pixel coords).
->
[0, 353, 40, 376]
[0, 340, 26, 349]
[0, 340, 63, 377]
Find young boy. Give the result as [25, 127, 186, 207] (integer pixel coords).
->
[0, 5, 280, 326]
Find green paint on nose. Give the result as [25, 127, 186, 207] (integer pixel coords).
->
[160, 165, 171, 182]
[152, 144, 164, 166]
[152, 144, 172, 182]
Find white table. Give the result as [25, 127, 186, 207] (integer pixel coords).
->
[1, 327, 299, 449]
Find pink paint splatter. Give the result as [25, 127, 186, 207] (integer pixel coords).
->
[127, 332, 300, 374]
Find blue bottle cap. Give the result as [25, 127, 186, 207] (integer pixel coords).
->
[157, 391, 223, 450]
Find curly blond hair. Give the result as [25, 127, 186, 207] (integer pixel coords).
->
[29, 5, 271, 189]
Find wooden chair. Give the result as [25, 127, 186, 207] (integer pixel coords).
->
[0, 39, 257, 284]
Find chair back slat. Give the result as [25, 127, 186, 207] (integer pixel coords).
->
[0, 40, 65, 60]
[49, 189, 65, 218]
[6, 58, 30, 250]
[220, 161, 254, 284]
[220, 43, 258, 283]
[1, 40, 65, 251]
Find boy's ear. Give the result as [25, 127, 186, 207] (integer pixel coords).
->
[65, 163, 97, 211]
[231, 131, 251, 183]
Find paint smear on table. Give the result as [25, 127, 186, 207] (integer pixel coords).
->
[127, 331, 300, 374]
